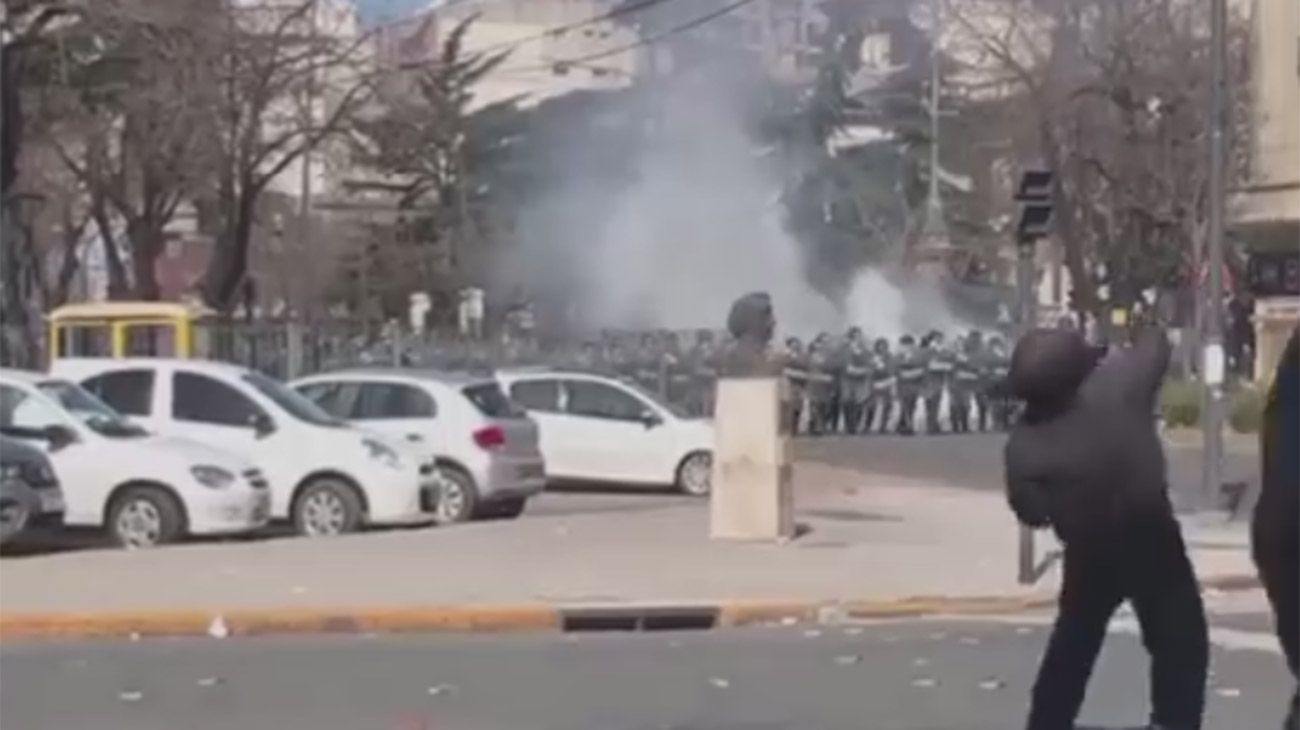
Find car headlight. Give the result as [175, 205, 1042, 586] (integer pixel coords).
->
[0, 463, 20, 481]
[191, 465, 236, 490]
[362, 438, 402, 469]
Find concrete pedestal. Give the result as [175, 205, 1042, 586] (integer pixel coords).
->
[710, 377, 794, 542]
[1253, 297, 1300, 384]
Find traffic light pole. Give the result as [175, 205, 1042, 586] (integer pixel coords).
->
[1202, 0, 1227, 511]
[1016, 238, 1037, 584]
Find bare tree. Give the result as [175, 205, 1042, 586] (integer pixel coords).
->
[943, 0, 1250, 317]
[34, 0, 222, 300]
[351, 15, 519, 301]
[199, 0, 375, 312]
[1, 0, 83, 365]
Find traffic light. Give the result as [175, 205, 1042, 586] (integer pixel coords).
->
[1013, 170, 1054, 244]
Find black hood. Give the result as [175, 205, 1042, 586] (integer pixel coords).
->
[1008, 329, 1104, 404]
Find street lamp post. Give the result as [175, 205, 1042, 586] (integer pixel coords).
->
[1201, 0, 1228, 511]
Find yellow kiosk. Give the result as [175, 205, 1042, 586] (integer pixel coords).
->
[47, 301, 216, 363]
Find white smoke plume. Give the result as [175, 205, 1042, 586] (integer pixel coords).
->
[489, 56, 963, 341]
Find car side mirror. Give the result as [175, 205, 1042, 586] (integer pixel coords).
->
[250, 413, 276, 438]
[639, 411, 663, 429]
[43, 424, 78, 451]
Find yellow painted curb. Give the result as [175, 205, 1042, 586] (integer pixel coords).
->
[0, 604, 560, 640]
[842, 593, 1057, 619]
[716, 602, 819, 627]
[0, 574, 1258, 640]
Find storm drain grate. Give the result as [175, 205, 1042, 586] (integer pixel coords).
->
[561, 607, 719, 633]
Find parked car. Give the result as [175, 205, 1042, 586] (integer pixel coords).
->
[496, 369, 714, 495]
[291, 369, 545, 524]
[0, 436, 65, 545]
[0, 368, 268, 548]
[53, 359, 437, 536]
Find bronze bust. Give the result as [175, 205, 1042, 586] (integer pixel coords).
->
[720, 291, 780, 377]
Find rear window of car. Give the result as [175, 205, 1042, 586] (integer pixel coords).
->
[461, 383, 526, 419]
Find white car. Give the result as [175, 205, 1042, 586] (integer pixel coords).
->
[496, 369, 714, 495]
[53, 359, 436, 537]
[0, 368, 269, 548]
[291, 369, 546, 525]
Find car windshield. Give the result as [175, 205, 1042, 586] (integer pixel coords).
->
[242, 372, 345, 428]
[623, 381, 694, 420]
[36, 380, 146, 438]
[461, 382, 527, 419]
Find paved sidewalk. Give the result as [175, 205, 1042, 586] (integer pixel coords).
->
[0, 464, 1256, 621]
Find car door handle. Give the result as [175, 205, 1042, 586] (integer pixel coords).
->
[406, 433, 424, 442]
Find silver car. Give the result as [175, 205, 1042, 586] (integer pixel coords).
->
[291, 369, 546, 524]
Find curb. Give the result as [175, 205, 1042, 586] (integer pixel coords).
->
[0, 574, 1258, 641]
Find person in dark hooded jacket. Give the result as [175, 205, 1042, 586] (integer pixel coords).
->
[1004, 326, 1208, 730]
[1254, 325, 1299, 730]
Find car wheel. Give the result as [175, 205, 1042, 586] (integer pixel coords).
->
[293, 478, 363, 537]
[432, 467, 479, 525]
[485, 497, 527, 520]
[675, 451, 712, 497]
[0, 498, 30, 546]
[108, 486, 184, 549]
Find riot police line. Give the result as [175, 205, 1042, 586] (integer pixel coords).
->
[777, 328, 1013, 436]
[367, 325, 1014, 436]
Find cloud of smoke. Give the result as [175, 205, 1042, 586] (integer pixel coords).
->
[490, 55, 963, 341]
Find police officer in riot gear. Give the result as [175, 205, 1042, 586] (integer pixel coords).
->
[635, 333, 663, 397]
[986, 336, 1012, 430]
[840, 327, 872, 435]
[781, 337, 808, 435]
[663, 334, 692, 410]
[806, 334, 837, 435]
[689, 330, 720, 417]
[963, 330, 989, 431]
[574, 341, 601, 371]
[609, 341, 636, 384]
[866, 338, 895, 434]
[923, 331, 955, 434]
[950, 334, 982, 433]
[895, 335, 924, 435]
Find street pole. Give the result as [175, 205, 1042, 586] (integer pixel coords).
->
[1201, 0, 1227, 511]
[1016, 238, 1036, 584]
[297, 0, 319, 323]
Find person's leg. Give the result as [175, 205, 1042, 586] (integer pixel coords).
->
[1257, 546, 1299, 729]
[1128, 519, 1210, 730]
[898, 394, 914, 434]
[924, 392, 940, 434]
[1026, 546, 1124, 730]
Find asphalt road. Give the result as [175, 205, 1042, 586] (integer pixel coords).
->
[794, 433, 1259, 509]
[2, 618, 1291, 730]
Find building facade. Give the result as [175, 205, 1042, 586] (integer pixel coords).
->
[1233, 0, 1300, 381]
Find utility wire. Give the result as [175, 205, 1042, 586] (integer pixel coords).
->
[499, 0, 762, 75]
[468, 0, 690, 57]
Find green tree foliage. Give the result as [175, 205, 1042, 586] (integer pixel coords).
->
[351, 15, 528, 308]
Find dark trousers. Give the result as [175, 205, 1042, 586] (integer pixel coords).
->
[950, 391, 971, 433]
[866, 391, 892, 433]
[1028, 517, 1208, 730]
[924, 392, 942, 433]
[897, 393, 918, 435]
[840, 399, 864, 434]
[784, 401, 802, 436]
[974, 391, 990, 431]
[1254, 525, 1299, 729]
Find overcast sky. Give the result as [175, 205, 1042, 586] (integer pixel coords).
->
[355, 0, 440, 24]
